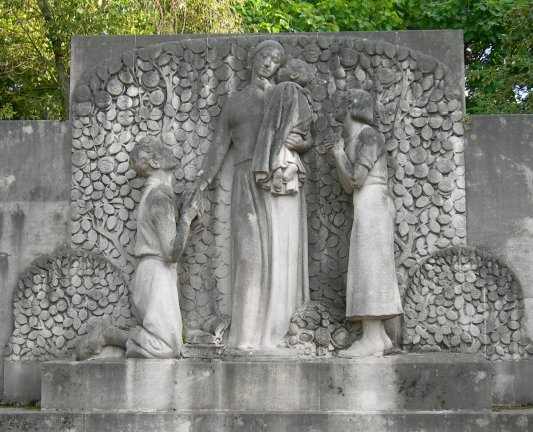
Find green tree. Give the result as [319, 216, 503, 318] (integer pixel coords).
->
[465, 2, 532, 113]
[397, 0, 532, 113]
[237, 0, 531, 114]
[0, 0, 241, 120]
[236, 0, 403, 32]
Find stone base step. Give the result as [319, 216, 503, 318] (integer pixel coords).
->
[41, 353, 492, 412]
[1, 408, 532, 432]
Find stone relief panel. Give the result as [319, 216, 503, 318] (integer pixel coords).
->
[5, 248, 132, 361]
[403, 246, 533, 361]
[284, 301, 360, 356]
[69, 35, 466, 330]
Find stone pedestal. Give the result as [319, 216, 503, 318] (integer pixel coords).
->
[1, 354, 532, 431]
[41, 354, 491, 412]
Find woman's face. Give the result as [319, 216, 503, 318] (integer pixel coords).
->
[253, 46, 283, 79]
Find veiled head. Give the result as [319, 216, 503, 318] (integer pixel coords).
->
[249, 40, 286, 80]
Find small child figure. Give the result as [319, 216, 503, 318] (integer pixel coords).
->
[253, 58, 315, 195]
[126, 136, 197, 359]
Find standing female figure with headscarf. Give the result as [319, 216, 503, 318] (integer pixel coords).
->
[330, 89, 403, 357]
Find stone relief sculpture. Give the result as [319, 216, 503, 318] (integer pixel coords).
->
[253, 58, 315, 195]
[66, 34, 469, 357]
[403, 246, 533, 361]
[252, 57, 315, 349]
[5, 248, 133, 361]
[329, 89, 403, 357]
[189, 40, 311, 351]
[126, 136, 196, 358]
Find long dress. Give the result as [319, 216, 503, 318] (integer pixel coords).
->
[344, 125, 403, 319]
[219, 82, 310, 350]
[253, 81, 312, 348]
[126, 177, 183, 358]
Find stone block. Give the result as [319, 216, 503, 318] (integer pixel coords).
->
[466, 115, 533, 342]
[319, 354, 492, 411]
[493, 359, 533, 406]
[41, 354, 492, 412]
[1, 408, 533, 432]
[2, 361, 40, 403]
[466, 115, 533, 297]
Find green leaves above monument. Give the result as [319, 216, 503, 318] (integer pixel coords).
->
[0, 0, 530, 119]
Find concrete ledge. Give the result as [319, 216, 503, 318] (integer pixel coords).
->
[1, 408, 532, 432]
[493, 359, 533, 406]
[2, 361, 41, 403]
[41, 354, 492, 412]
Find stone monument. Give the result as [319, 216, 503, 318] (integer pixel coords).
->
[1, 32, 533, 431]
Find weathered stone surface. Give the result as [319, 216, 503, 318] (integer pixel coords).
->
[284, 301, 360, 356]
[2, 361, 40, 403]
[2, 408, 533, 432]
[403, 246, 529, 361]
[0, 121, 70, 202]
[5, 248, 133, 363]
[493, 359, 533, 406]
[69, 33, 466, 338]
[41, 354, 492, 412]
[0, 121, 70, 400]
[466, 115, 533, 341]
[70, 31, 465, 99]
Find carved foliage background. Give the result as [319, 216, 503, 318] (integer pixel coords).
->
[69, 35, 466, 329]
[6, 248, 132, 361]
[403, 246, 531, 361]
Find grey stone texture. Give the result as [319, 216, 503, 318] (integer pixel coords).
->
[466, 115, 533, 338]
[2, 361, 40, 403]
[71, 30, 465, 102]
[1, 408, 533, 432]
[493, 359, 533, 406]
[5, 248, 133, 363]
[69, 33, 467, 342]
[0, 33, 531, 429]
[403, 246, 529, 361]
[0, 121, 70, 399]
[41, 355, 491, 412]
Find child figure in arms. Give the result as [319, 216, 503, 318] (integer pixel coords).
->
[254, 58, 315, 195]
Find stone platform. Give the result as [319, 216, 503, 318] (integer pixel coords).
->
[41, 354, 492, 412]
[1, 408, 532, 432]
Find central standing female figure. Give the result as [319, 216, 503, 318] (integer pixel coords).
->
[192, 41, 310, 350]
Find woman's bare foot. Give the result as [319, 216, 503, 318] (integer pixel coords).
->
[337, 319, 390, 358]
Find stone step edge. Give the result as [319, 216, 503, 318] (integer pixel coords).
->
[37, 408, 500, 414]
[3, 408, 533, 415]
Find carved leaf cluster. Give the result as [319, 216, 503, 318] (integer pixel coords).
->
[403, 246, 532, 361]
[6, 248, 133, 361]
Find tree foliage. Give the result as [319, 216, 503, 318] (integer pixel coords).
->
[235, 0, 403, 32]
[397, 0, 532, 113]
[239, 0, 532, 114]
[0, 0, 530, 119]
[0, 0, 241, 119]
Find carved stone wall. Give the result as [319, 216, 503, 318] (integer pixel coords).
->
[403, 246, 532, 361]
[69, 35, 466, 329]
[5, 248, 132, 361]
